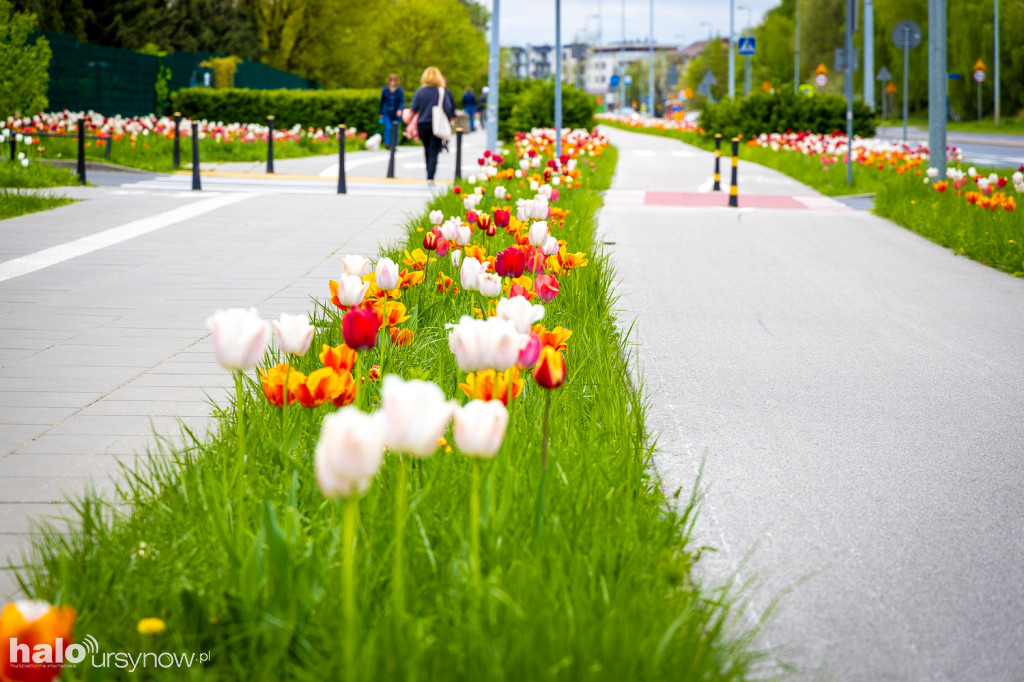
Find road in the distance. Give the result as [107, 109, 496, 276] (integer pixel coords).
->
[877, 125, 1024, 169]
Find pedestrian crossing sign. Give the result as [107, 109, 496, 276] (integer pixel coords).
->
[737, 37, 756, 56]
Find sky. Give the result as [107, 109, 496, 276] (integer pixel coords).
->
[476, 0, 784, 49]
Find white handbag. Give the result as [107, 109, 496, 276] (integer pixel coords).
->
[432, 87, 452, 140]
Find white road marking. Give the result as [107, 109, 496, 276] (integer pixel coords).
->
[697, 177, 715, 193]
[671, 150, 696, 157]
[318, 150, 420, 177]
[0, 193, 253, 283]
[603, 190, 646, 205]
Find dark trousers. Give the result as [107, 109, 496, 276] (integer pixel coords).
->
[418, 122, 443, 180]
[382, 115, 399, 147]
[464, 105, 476, 131]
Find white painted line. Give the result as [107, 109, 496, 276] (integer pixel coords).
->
[603, 190, 646, 205]
[0, 193, 253, 283]
[697, 177, 714, 193]
[671, 150, 695, 157]
[318, 150, 420, 177]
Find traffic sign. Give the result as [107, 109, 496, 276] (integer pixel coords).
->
[799, 84, 813, 97]
[885, 82, 897, 94]
[737, 37, 756, 56]
[835, 47, 859, 72]
[814, 62, 829, 76]
[610, 73, 619, 87]
[876, 66, 892, 82]
[762, 80, 773, 92]
[972, 58, 987, 83]
[891, 21, 922, 50]
[814, 73, 829, 88]
[683, 86, 694, 98]
[624, 75, 633, 86]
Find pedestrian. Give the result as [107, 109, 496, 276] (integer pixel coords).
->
[406, 66, 456, 186]
[462, 86, 477, 132]
[479, 86, 489, 130]
[379, 73, 405, 151]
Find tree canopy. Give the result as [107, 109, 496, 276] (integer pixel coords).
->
[0, 0, 51, 118]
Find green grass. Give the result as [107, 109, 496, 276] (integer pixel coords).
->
[0, 159, 80, 188]
[17, 134, 366, 173]
[13, 146, 774, 680]
[0, 189, 73, 220]
[601, 120, 1024, 276]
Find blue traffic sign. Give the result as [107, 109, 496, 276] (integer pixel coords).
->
[737, 37, 756, 56]
[610, 74, 620, 87]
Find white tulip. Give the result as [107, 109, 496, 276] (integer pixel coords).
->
[494, 186, 506, 199]
[448, 315, 525, 372]
[454, 223, 472, 246]
[380, 375, 454, 457]
[541, 235, 560, 256]
[460, 257, 484, 291]
[454, 400, 508, 459]
[273, 313, 315, 356]
[528, 221, 549, 247]
[375, 256, 400, 291]
[496, 296, 544, 334]
[341, 254, 372, 277]
[451, 248, 463, 268]
[206, 308, 271, 371]
[335, 273, 369, 306]
[315, 408, 385, 498]
[477, 272, 502, 297]
[429, 210, 444, 225]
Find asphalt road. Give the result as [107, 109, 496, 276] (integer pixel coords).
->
[876, 126, 1024, 169]
[600, 126, 1024, 680]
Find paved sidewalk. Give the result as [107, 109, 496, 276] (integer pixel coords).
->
[600, 126, 1024, 680]
[0, 186, 423, 598]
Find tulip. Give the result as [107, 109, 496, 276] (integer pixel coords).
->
[436, 237, 450, 257]
[454, 223, 472, 246]
[926, 167, 938, 179]
[334, 274, 370, 307]
[380, 375, 454, 457]
[496, 296, 544, 333]
[273, 313, 315, 356]
[451, 249, 463, 268]
[429, 209, 444, 224]
[477, 213, 492, 233]
[494, 186, 507, 199]
[517, 332, 542, 368]
[541, 235, 560, 256]
[207, 308, 270, 371]
[466, 209, 478, 224]
[376, 256, 400, 291]
[534, 346, 566, 390]
[494, 209, 510, 228]
[423, 231, 439, 250]
[342, 308, 380, 351]
[448, 315, 526, 372]
[509, 283, 530, 299]
[439, 219, 459, 241]
[535, 274, 559, 303]
[0, 600, 77, 682]
[525, 247, 546, 274]
[454, 185, 462, 194]
[495, 246, 526, 278]
[478, 272, 502, 297]
[341, 254, 372, 277]
[460, 256, 483, 291]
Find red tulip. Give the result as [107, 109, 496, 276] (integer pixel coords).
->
[559, 153, 570, 165]
[509, 284, 530, 299]
[466, 210, 478, 224]
[494, 209, 510, 227]
[495, 246, 526, 278]
[423, 231, 439, 251]
[454, 186, 462, 194]
[483, 149, 492, 158]
[436, 237, 450, 257]
[533, 346, 566, 389]
[535, 274, 559, 302]
[525, 247, 546, 274]
[477, 213, 492, 232]
[342, 308, 379, 350]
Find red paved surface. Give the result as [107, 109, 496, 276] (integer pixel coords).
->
[645, 191, 808, 209]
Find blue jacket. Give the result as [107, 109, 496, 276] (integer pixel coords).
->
[462, 92, 477, 108]
[410, 87, 456, 124]
[380, 87, 405, 118]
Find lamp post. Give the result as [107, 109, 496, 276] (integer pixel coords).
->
[555, 0, 562, 157]
[864, 0, 875, 109]
[728, 0, 736, 98]
[620, 0, 626, 111]
[994, 0, 1000, 125]
[793, 0, 801, 92]
[486, 0, 500, 153]
[648, 0, 655, 115]
[738, 4, 752, 96]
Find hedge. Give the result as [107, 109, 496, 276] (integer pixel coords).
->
[497, 80, 596, 142]
[170, 88, 382, 133]
[699, 90, 876, 139]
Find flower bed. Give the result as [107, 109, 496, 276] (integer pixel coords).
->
[1, 111, 367, 173]
[12, 129, 770, 679]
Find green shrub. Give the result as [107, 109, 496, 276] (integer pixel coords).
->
[170, 88, 381, 133]
[699, 90, 875, 139]
[497, 80, 596, 141]
[0, 0, 51, 119]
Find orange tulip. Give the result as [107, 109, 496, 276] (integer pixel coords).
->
[533, 346, 566, 390]
[398, 268, 425, 289]
[259, 363, 308, 407]
[0, 600, 77, 682]
[293, 367, 345, 408]
[402, 248, 429, 271]
[531, 324, 572, 351]
[459, 368, 524, 405]
[436, 272, 459, 294]
[389, 327, 415, 347]
[329, 371, 358, 407]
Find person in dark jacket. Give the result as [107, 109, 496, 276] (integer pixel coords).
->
[479, 86, 489, 130]
[462, 86, 477, 132]
[379, 73, 404, 150]
[408, 66, 456, 185]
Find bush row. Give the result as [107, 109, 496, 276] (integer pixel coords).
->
[497, 80, 596, 141]
[700, 91, 876, 139]
[170, 88, 381, 133]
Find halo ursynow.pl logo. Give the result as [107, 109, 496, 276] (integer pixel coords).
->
[8, 633, 98, 669]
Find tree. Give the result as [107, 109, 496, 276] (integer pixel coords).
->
[0, 0, 51, 118]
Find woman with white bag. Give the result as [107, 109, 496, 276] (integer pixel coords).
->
[405, 66, 456, 185]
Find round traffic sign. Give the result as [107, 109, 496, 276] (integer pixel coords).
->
[814, 73, 829, 88]
[891, 20, 922, 50]
[973, 69, 986, 83]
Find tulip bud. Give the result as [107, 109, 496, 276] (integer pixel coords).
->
[528, 221, 549, 247]
[478, 272, 502, 297]
[375, 256, 400, 291]
[272, 313, 315, 356]
[495, 246, 526, 278]
[494, 209, 510, 228]
[535, 275, 559, 303]
[429, 210, 444, 224]
[436, 237, 450, 257]
[342, 308, 380, 350]
[494, 186, 507, 200]
[454, 186, 462, 194]
[315, 408, 385, 498]
[533, 346, 566, 389]
[423, 231, 439, 251]
[380, 375, 454, 457]
[207, 308, 271, 371]
[460, 256, 483, 291]
[334, 274, 370, 307]
[517, 332, 541, 368]
[454, 400, 509, 458]
[496, 296, 544, 333]
[541, 235, 560, 256]
[466, 210, 478, 224]
[341, 254, 372, 277]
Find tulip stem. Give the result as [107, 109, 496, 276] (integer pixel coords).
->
[541, 390, 551, 472]
[343, 495, 359, 679]
[380, 290, 388, 372]
[354, 352, 364, 411]
[533, 391, 552, 547]
[282, 363, 290, 437]
[393, 454, 407, 624]
[234, 371, 245, 464]
[471, 458, 482, 596]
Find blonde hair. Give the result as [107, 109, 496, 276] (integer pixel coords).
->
[421, 67, 444, 87]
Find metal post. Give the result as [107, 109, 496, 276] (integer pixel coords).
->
[555, 0, 563, 158]
[977, 80, 982, 121]
[619, 0, 625, 110]
[794, 0, 801, 91]
[994, 0, 1000, 125]
[745, 55, 751, 96]
[902, 39, 909, 143]
[648, 0, 655, 114]
[77, 118, 86, 185]
[266, 116, 275, 174]
[8, 135, 14, 161]
[713, 134, 722, 191]
[844, 0, 854, 187]
[928, 0, 947, 179]
[728, 138, 739, 207]
[104, 134, 112, 160]
[455, 128, 463, 180]
[728, 0, 736, 98]
[337, 125, 347, 194]
[486, 0, 500, 152]
[191, 122, 201, 191]
[173, 112, 181, 169]
[864, 0, 875, 110]
[387, 120, 400, 178]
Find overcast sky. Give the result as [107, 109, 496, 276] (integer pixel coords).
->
[476, 0, 784, 48]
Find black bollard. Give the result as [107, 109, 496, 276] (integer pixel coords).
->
[454, 127, 463, 180]
[191, 122, 201, 191]
[729, 138, 739, 208]
[77, 118, 87, 185]
[173, 112, 182, 169]
[266, 115, 275, 174]
[337, 125, 347, 194]
[8, 134, 15, 161]
[386, 120, 400, 179]
[713, 134, 722, 192]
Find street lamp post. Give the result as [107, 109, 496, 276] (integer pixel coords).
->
[728, 0, 736, 98]
[648, 0, 654, 115]
[864, 0, 875, 109]
[738, 4, 752, 96]
[555, 0, 562, 158]
[994, 0, 1000, 125]
[793, 0, 801, 92]
[486, 0, 500, 153]
[620, 0, 626, 111]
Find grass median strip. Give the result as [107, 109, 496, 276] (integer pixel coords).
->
[12, 132, 772, 680]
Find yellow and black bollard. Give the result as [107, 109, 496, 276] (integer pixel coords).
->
[713, 133, 722, 191]
[728, 137, 739, 207]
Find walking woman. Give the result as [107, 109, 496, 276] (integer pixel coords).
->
[379, 74, 404, 150]
[406, 66, 455, 185]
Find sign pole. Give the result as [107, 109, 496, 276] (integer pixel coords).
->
[994, 0, 1000, 125]
[928, 0, 947, 180]
[555, 0, 562, 158]
[845, 0, 854, 187]
[864, 0, 875, 109]
[728, 0, 736, 98]
[902, 37, 909, 143]
[486, 0, 500, 153]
